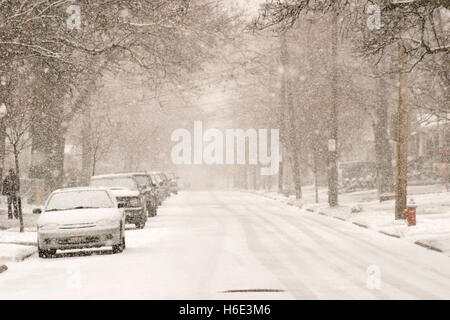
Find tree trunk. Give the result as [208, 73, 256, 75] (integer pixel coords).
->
[395, 41, 409, 219]
[0, 122, 5, 184]
[13, 145, 24, 233]
[373, 73, 394, 195]
[53, 128, 66, 189]
[328, 13, 339, 207]
[281, 33, 302, 199]
[81, 104, 93, 185]
[314, 148, 319, 203]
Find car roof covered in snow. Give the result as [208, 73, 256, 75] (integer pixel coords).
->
[109, 188, 140, 197]
[52, 186, 111, 193]
[127, 172, 151, 176]
[91, 173, 136, 179]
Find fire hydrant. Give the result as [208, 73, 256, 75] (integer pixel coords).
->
[404, 199, 417, 227]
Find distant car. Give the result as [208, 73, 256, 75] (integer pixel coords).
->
[338, 161, 376, 191]
[165, 172, 179, 195]
[90, 174, 147, 229]
[155, 172, 170, 199]
[148, 172, 166, 204]
[128, 172, 158, 217]
[36, 187, 126, 258]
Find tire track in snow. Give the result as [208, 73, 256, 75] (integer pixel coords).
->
[238, 202, 391, 299]
[237, 192, 450, 299]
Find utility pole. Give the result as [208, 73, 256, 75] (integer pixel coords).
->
[394, 41, 409, 219]
[328, 13, 339, 207]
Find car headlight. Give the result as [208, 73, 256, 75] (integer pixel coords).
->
[39, 223, 59, 231]
[96, 219, 119, 227]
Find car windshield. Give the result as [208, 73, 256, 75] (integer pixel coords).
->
[151, 174, 161, 184]
[45, 190, 114, 212]
[90, 177, 137, 190]
[134, 175, 150, 187]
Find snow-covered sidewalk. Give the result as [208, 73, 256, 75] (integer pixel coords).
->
[0, 202, 39, 264]
[252, 184, 450, 257]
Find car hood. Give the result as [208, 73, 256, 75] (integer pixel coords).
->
[38, 208, 119, 226]
[109, 189, 140, 197]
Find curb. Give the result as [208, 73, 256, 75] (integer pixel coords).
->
[414, 241, 443, 253]
[352, 222, 369, 229]
[0, 265, 7, 274]
[15, 251, 36, 262]
[0, 241, 37, 247]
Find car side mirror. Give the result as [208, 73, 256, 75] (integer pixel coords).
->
[33, 208, 42, 214]
[118, 203, 125, 209]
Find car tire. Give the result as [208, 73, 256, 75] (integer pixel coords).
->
[112, 239, 124, 254]
[135, 220, 145, 229]
[112, 226, 125, 254]
[38, 247, 56, 258]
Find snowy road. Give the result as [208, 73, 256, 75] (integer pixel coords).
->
[1, 191, 450, 299]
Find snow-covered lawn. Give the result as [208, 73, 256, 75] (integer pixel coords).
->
[0, 244, 36, 264]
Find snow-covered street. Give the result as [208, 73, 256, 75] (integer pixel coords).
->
[1, 191, 450, 300]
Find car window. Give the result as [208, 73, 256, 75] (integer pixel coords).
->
[45, 190, 114, 212]
[90, 177, 138, 190]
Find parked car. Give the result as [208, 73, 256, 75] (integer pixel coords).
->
[90, 174, 147, 229]
[165, 172, 179, 195]
[148, 172, 166, 204]
[155, 172, 170, 199]
[35, 187, 126, 258]
[128, 172, 158, 217]
[338, 161, 376, 191]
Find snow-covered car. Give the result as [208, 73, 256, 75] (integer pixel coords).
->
[90, 174, 147, 229]
[128, 172, 158, 217]
[150, 171, 170, 199]
[148, 172, 166, 205]
[35, 187, 126, 258]
[165, 172, 179, 195]
[109, 187, 149, 226]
